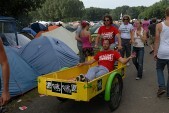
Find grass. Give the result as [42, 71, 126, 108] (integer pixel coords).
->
[6, 88, 39, 113]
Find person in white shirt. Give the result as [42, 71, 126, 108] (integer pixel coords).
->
[119, 15, 134, 66]
[154, 7, 169, 98]
[132, 20, 147, 80]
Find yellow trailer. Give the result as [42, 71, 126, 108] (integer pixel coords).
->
[38, 61, 126, 111]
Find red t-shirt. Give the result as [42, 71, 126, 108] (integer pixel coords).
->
[94, 50, 121, 72]
[98, 26, 119, 45]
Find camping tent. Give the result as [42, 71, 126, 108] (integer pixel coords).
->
[0, 46, 39, 97]
[19, 36, 79, 75]
[41, 26, 78, 54]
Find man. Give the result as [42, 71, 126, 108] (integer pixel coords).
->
[75, 21, 85, 63]
[77, 39, 135, 81]
[95, 15, 122, 50]
[0, 39, 10, 105]
[148, 18, 157, 54]
[119, 15, 134, 66]
[154, 7, 169, 98]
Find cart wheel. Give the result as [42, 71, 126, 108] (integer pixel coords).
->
[57, 97, 67, 102]
[108, 74, 123, 111]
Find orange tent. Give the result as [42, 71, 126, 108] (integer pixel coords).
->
[35, 25, 59, 38]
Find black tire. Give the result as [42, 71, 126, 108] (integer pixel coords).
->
[108, 74, 123, 112]
[57, 97, 67, 102]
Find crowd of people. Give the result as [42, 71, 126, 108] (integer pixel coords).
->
[75, 7, 169, 99]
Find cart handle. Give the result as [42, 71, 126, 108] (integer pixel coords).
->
[104, 72, 121, 101]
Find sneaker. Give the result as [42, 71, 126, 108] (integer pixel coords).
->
[135, 77, 141, 80]
[167, 96, 169, 99]
[157, 88, 166, 97]
[76, 74, 85, 82]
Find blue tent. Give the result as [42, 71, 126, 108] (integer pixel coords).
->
[0, 46, 39, 97]
[30, 22, 47, 33]
[19, 36, 79, 75]
[21, 27, 37, 36]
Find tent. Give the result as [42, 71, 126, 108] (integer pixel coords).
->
[21, 27, 37, 36]
[0, 46, 39, 97]
[35, 25, 59, 38]
[30, 22, 47, 33]
[41, 26, 79, 54]
[19, 36, 79, 75]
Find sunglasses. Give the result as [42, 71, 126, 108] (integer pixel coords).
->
[104, 19, 110, 22]
[123, 18, 129, 20]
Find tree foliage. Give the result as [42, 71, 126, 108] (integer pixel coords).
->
[84, 7, 111, 21]
[0, 0, 44, 18]
[138, 0, 169, 19]
[30, 0, 84, 22]
[1, 0, 169, 26]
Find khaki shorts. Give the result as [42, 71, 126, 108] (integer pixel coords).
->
[149, 35, 155, 45]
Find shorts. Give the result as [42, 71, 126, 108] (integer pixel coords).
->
[82, 47, 94, 57]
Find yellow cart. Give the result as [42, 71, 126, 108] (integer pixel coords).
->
[38, 61, 126, 111]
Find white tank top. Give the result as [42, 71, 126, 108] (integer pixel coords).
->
[133, 28, 144, 47]
[157, 22, 169, 59]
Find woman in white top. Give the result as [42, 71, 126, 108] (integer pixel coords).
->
[132, 20, 147, 80]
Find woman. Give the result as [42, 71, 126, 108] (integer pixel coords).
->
[80, 21, 93, 58]
[132, 20, 147, 80]
[95, 15, 122, 50]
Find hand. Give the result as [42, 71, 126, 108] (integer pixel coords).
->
[0, 91, 10, 105]
[94, 44, 98, 48]
[129, 52, 136, 59]
[154, 54, 157, 61]
[130, 39, 135, 44]
[117, 45, 122, 50]
[77, 63, 84, 66]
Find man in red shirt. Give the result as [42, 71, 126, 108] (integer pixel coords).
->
[95, 15, 122, 50]
[77, 39, 135, 81]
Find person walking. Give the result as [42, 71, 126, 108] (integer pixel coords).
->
[0, 39, 10, 105]
[142, 17, 150, 46]
[75, 21, 85, 63]
[95, 15, 122, 50]
[132, 20, 147, 80]
[148, 18, 157, 54]
[80, 21, 93, 58]
[154, 7, 169, 98]
[119, 15, 134, 66]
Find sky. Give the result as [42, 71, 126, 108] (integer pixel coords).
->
[81, 0, 161, 9]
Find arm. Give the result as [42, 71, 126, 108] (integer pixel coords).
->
[75, 27, 82, 42]
[115, 33, 122, 49]
[154, 23, 161, 60]
[88, 32, 92, 43]
[118, 56, 132, 64]
[130, 30, 134, 44]
[118, 52, 136, 64]
[77, 59, 96, 66]
[95, 34, 100, 48]
[138, 30, 147, 43]
[0, 40, 10, 105]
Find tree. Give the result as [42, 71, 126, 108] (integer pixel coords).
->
[0, 0, 45, 18]
[85, 7, 111, 21]
[31, 0, 84, 22]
